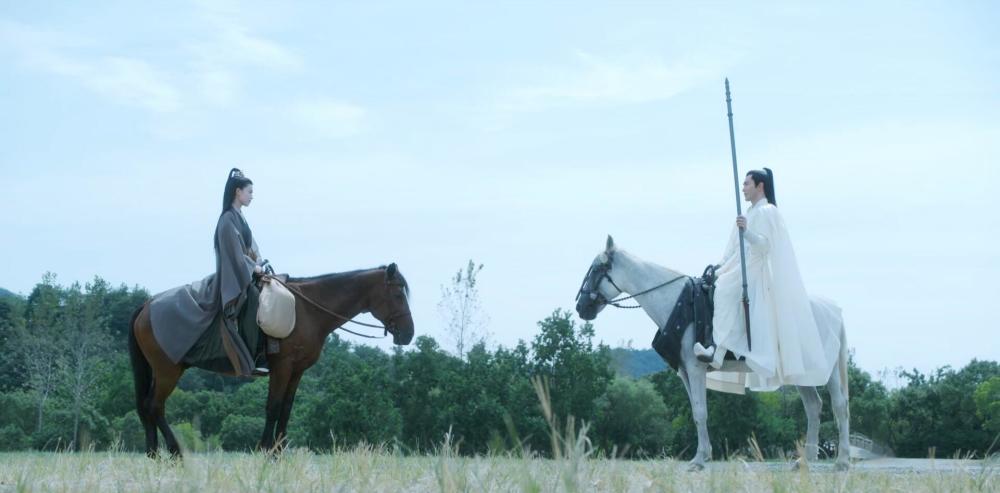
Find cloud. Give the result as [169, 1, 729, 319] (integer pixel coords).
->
[0, 3, 302, 115]
[191, 0, 299, 66]
[287, 98, 369, 138]
[0, 20, 181, 113]
[193, 68, 239, 107]
[496, 51, 716, 112]
[186, 0, 302, 106]
[206, 25, 301, 70]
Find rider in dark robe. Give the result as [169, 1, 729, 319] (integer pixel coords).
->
[149, 168, 268, 377]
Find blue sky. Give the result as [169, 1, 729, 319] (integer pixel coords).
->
[2, 1, 997, 378]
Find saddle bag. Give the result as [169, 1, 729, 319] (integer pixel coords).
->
[257, 276, 296, 338]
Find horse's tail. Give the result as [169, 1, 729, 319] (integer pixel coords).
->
[127, 304, 153, 416]
[838, 321, 850, 400]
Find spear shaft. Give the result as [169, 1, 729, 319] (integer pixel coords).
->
[725, 78, 751, 351]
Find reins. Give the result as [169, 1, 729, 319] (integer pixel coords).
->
[605, 274, 688, 309]
[576, 251, 688, 309]
[264, 274, 405, 339]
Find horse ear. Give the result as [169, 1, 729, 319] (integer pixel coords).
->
[606, 235, 615, 251]
[386, 263, 398, 278]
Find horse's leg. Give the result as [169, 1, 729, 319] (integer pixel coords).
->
[826, 358, 851, 471]
[678, 368, 691, 396]
[149, 367, 184, 459]
[274, 371, 304, 453]
[682, 361, 712, 471]
[138, 400, 158, 458]
[795, 386, 822, 469]
[129, 307, 159, 458]
[259, 365, 290, 453]
[132, 304, 180, 459]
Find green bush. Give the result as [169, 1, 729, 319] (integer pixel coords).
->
[974, 376, 1000, 436]
[0, 424, 29, 451]
[111, 411, 144, 452]
[220, 415, 263, 451]
[593, 377, 671, 457]
[30, 409, 74, 451]
[173, 421, 209, 452]
[0, 392, 36, 432]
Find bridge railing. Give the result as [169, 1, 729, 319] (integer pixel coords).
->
[850, 432, 894, 458]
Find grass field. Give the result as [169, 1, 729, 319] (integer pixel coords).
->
[0, 448, 995, 492]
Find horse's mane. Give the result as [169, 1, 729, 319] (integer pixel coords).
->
[616, 249, 684, 278]
[289, 266, 411, 296]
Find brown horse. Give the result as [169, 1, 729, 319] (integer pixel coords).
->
[127, 263, 414, 458]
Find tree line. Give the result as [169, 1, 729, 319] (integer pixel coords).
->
[0, 274, 997, 459]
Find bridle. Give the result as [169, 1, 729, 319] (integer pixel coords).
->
[263, 267, 410, 339]
[576, 250, 687, 309]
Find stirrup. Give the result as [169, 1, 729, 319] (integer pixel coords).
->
[694, 342, 716, 363]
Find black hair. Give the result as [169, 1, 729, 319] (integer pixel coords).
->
[746, 167, 776, 206]
[221, 168, 253, 214]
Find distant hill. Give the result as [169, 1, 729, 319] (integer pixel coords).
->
[609, 347, 668, 378]
[0, 287, 18, 299]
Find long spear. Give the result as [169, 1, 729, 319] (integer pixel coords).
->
[724, 78, 751, 351]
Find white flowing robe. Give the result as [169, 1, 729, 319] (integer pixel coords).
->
[707, 200, 840, 394]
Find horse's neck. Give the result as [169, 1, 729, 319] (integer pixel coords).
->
[614, 250, 687, 329]
[291, 270, 380, 338]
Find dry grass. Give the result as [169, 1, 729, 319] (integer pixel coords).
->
[0, 449, 995, 493]
[3, 381, 994, 492]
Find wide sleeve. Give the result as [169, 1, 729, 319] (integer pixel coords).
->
[250, 237, 263, 266]
[743, 227, 770, 253]
[216, 213, 257, 308]
[717, 224, 739, 268]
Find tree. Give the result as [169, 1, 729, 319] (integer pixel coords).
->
[17, 273, 66, 435]
[646, 369, 762, 459]
[593, 377, 671, 457]
[889, 360, 1000, 457]
[60, 279, 113, 450]
[442, 341, 541, 455]
[220, 415, 264, 451]
[392, 336, 461, 451]
[531, 310, 613, 431]
[0, 294, 26, 391]
[438, 260, 489, 359]
[973, 376, 1000, 437]
[845, 356, 891, 445]
[300, 345, 402, 449]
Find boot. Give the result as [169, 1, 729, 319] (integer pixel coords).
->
[694, 342, 716, 363]
[252, 362, 270, 377]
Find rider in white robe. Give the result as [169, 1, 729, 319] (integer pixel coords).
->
[700, 169, 839, 393]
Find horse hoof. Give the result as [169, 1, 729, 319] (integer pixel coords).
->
[686, 461, 705, 472]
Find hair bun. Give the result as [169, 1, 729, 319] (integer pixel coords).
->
[229, 168, 243, 179]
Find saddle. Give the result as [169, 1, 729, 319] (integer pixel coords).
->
[652, 264, 736, 370]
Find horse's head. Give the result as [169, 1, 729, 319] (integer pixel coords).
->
[370, 263, 415, 345]
[575, 235, 624, 321]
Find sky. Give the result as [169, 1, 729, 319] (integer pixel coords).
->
[2, 1, 997, 379]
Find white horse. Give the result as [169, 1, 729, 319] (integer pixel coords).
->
[575, 236, 850, 471]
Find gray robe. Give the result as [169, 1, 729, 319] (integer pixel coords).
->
[149, 209, 261, 375]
